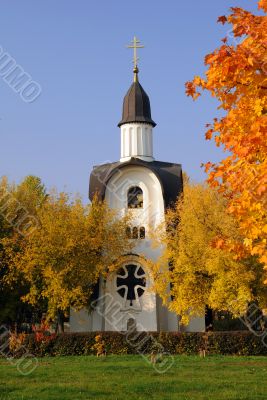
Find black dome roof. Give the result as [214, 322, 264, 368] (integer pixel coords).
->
[118, 77, 156, 128]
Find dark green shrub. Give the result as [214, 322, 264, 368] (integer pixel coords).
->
[11, 331, 267, 357]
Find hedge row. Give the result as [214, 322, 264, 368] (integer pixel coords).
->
[5, 331, 266, 357]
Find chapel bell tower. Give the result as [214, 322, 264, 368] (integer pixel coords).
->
[69, 37, 205, 334]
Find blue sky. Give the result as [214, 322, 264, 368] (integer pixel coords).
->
[0, 0, 260, 201]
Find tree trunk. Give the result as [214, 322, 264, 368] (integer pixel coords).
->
[56, 310, 64, 333]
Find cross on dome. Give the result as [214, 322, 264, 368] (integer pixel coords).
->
[118, 36, 156, 128]
[126, 36, 144, 82]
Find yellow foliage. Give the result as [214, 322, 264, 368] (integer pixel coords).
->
[9, 332, 26, 353]
[153, 181, 267, 324]
[91, 334, 106, 356]
[1, 188, 133, 321]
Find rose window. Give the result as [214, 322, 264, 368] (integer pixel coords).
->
[116, 264, 146, 306]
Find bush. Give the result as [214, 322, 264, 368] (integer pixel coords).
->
[13, 331, 266, 358]
[207, 332, 267, 356]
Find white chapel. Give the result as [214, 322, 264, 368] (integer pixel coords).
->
[70, 38, 205, 333]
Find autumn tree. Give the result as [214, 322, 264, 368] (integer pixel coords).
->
[153, 181, 267, 324]
[3, 191, 133, 331]
[186, 2, 267, 275]
[0, 176, 47, 327]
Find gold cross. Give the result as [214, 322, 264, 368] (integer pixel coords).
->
[127, 36, 144, 69]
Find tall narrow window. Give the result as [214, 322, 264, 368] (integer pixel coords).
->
[128, 186, 143, 209]
[132, 227, 138, 239]
[126, 227, 132, 239]
[139, 227, 146, 239]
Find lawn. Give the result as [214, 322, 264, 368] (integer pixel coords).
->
[0, 355, 266, 400]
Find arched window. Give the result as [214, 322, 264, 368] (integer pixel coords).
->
[128, 186, 143, 209]
[139, 227, 146, 239]
[126, 227, 132, 239]
[132, 227, 138, 239]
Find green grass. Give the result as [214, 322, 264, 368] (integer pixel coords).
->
[0, 355, 267, 400]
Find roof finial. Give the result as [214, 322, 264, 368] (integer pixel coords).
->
[126, 36, 144, 82]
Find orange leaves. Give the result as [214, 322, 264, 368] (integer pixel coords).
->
[247, 56, 254, 66]
[217, 15, 228, 25]
[257, 184, 266, 195]
[185, 77, 205, 99]
[261, 256, 267, 267]
[213, 238, 225, 249]
[258, 0, 267, 12]
[204, 162, 213, 173]
[186, 3, 267, 274]
[194, 76, 205, 86]
[204, 53, 216, 66]
[205, 129, 213, 140]
[213, 169, 224, 179]
[254, 100, 263, 116]
[185, 81, 197, 98]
